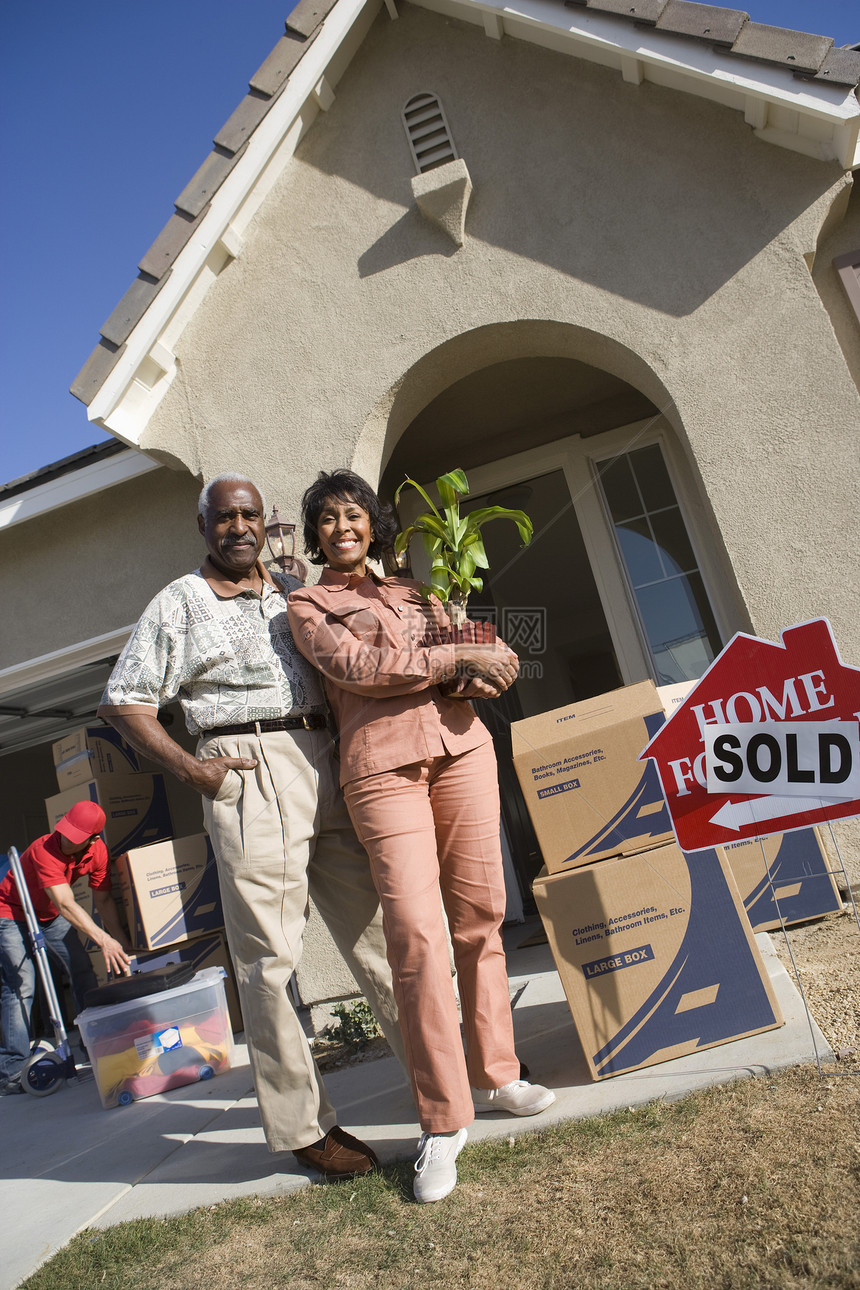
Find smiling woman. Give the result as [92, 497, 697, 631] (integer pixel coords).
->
[288, 469, 556, 1205]
[316, 499, 374, 575]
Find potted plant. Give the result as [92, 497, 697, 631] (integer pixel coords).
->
[394, 467, 533, 641]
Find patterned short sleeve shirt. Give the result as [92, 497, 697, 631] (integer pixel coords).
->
[100, 566, 326, 735]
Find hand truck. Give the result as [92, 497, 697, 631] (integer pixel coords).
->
[6, 845, 79, 1096]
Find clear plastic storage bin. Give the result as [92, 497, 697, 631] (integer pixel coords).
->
[75, 966, 234, 1108]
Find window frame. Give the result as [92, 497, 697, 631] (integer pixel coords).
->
[396, 416, 733, 689]
[588, 431, 727, 684]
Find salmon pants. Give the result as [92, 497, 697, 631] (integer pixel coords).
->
[344, 740, 520, 1132]
[200, 725, 402, 1153]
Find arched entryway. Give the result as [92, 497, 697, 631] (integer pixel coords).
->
[363, 327, 735, 904]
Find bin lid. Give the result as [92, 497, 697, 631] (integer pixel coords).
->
[83, 962, 197, 1009]
[74, 966, 226, 1025]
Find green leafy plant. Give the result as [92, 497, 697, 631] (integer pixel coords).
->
[327, 999, 382, 1051]
[394, 467, 533, 628]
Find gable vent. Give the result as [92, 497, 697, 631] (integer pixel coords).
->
[402, 93, 458, 174]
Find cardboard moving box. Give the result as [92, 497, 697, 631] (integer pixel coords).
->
[52, 726, 140, 790]
[722, 828, 842, 932]
[533, 842, 783, 1081]
[46, 775, 173, 857]
[511, 681, 673, 873]
[118, 834, 224, 951]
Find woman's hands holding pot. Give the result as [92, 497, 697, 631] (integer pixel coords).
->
[448, 640, 519, 699]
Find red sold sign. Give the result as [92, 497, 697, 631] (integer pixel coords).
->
[640, 618, 860, 852]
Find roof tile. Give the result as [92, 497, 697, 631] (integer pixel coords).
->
[175, 146, 243, 219]
[799, 45, 860, 88]
[214, 89, 275, 153]
[138, 210, 202, 280]
[249, 33, 309, 96]
[100, 273, 169, 347]
[731, 21, 832, 74]
[564, 0, 667, 24]
[70, 339, 126, 407]
[286, 0, 340, 41]
[656, 1, 747, 47]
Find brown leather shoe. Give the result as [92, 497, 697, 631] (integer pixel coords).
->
[292, 1126, 379, 1179]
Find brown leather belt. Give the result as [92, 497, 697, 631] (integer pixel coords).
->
[211, 714, 327, 737]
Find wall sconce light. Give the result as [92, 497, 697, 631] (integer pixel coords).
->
[265, 506, 310, 583]
[382, 545, 412, 577]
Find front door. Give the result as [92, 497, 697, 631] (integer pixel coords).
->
[396, 419, 729, 899]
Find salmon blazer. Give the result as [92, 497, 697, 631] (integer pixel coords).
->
[287, 570, 490, 785]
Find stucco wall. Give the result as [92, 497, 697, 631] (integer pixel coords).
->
[812, 177, 860, 392]
[141, 6, 858, 654]
[0, 466, 203, 668]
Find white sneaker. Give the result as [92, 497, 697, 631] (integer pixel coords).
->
[413, 1128, 468, 1203]
[472, 1079, 556, 1116]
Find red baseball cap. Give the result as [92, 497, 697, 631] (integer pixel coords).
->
[55, 800, 106, 845]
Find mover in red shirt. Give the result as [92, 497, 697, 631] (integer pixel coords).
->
[0, 800, 132, 1094]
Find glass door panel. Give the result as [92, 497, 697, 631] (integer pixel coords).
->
[460, 469, 622, 895]
[463, 468, 621, 717]
[595, 444, 722, 684]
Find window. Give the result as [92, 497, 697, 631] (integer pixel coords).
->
[596, 443, 722, 684]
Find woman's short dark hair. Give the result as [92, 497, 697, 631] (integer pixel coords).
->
[300, 469, 399, 565]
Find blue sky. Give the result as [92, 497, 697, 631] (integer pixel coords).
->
[1, 0, 858, 486]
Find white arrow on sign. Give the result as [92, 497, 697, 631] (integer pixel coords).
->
[709, 794, 850, 833]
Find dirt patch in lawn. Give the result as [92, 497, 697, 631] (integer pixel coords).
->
[772, 907, 860, 1061]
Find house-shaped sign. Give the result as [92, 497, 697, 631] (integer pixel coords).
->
[640, 618, 860, 853]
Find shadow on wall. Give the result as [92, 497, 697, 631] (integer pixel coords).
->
[296, 5, 841, 317]
[358, 204, 460, 278]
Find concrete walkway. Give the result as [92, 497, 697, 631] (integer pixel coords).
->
[1, 923, 831, 1290]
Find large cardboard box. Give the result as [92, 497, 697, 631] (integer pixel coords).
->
[721, 829, 842, 932]
[532, 842, 783, 1080]
[511, 681, 673, 873]
[52, 726, 140, 790]
[117, 834, 224, 951]
[45, 775, 173, 857]
[132, 932, 243, 1033]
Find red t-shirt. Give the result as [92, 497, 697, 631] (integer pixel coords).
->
[0, 832, 111, 922]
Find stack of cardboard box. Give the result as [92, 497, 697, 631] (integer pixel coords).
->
[45, 725, 242, 1033]
[47, 726, 172, 854]
[511, 681, 838, 1082]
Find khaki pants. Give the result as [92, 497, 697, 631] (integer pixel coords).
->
[344, 741, 520, 1133]
[200, 726, 401, 1153]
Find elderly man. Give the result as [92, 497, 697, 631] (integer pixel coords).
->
[0, 800, 131, 1094]
[98, 474, 401, 1178]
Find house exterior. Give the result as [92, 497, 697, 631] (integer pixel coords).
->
[3, 0, 859, 1007]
